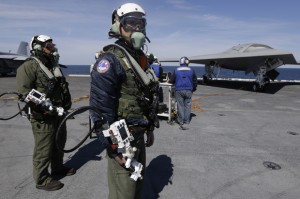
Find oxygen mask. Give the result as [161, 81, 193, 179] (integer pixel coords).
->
[44, 42, 60, 65]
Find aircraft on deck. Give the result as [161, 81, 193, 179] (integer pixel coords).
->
[0, 42, 29, 76]
[161, 43, 300, 91]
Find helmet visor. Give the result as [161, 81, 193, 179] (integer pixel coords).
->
[120, 16, 146, 32]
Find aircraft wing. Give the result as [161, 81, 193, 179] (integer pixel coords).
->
[161, 43, 300, 92]
[0, 54, 28, 61]
[0, 42, 29, 75]
[0, 56, 27, 75]
[161, 43, 300, 72]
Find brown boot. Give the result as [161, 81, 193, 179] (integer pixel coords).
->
[36, 179, 64, 191]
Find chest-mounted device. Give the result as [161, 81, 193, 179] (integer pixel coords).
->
[24, 89, 64, 116]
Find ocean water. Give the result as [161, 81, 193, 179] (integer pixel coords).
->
[62, 65, 300, 80]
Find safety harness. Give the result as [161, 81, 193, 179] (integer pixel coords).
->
[102, 44, 159, 121]
[29, 57, 72, 111]
[30, 57, 63, 79]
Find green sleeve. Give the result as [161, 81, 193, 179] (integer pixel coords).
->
[16, 60, 38, 98]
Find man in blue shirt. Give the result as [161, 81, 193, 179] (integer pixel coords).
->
[151, 62, 163, 82]
[170, 56, 197, 130]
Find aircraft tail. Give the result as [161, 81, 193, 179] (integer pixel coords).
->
[16, 41, 30, 56]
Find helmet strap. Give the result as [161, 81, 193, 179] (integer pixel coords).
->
[111, 21, 120, 34]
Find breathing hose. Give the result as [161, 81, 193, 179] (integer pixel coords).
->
[1, 92, 104, 154]
[0, 92, 26, 120]
[55, 106, 105, 153]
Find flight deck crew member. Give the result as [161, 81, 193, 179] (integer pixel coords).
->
[148, 53, 163, 82]
[89, 3, 159, 199]
[151, 62, 163, 82]
[16, 35, 76, 191]
[169, 56, 197, 130]
[151, 62, 164, 103]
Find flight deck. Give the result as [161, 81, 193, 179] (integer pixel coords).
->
[1, 76, 300, 199]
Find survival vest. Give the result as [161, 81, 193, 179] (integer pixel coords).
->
[102, 44, 159, 120]
[30, 57, 72, 110]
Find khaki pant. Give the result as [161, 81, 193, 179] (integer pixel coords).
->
[107, 136, 146, 199]
[31, 116, 66, 185]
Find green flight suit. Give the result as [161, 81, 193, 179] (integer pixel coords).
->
[107, 132, 146, 199]
[98, 44, 158, 199]
[16, 59, 71, 186]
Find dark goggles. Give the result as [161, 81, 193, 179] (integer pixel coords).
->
[120, 16, 146, 32]
[44, 42, 56, 52]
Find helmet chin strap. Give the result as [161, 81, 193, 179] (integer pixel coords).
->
[144, 35, 150, 43]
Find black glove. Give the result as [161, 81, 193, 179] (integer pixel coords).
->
[94, 121, 110, 149]
[145, 130, 154, 147]
[106, 144, 119, 158]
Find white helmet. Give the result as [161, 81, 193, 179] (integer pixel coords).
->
[111, 3, 147, 34]
[30, 35, 52, 51]
[114, 3, 145, 22]
[109, 3, 149, 50]
[30, 35, 59, 64]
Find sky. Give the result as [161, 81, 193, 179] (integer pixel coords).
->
[1, 0, 300, 66]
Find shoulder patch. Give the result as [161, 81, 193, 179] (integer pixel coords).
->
[97, 59, 110, 74]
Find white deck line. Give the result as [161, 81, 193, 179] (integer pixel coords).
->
[67, 74, 90, 77]
[197, 77, 300, 83]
